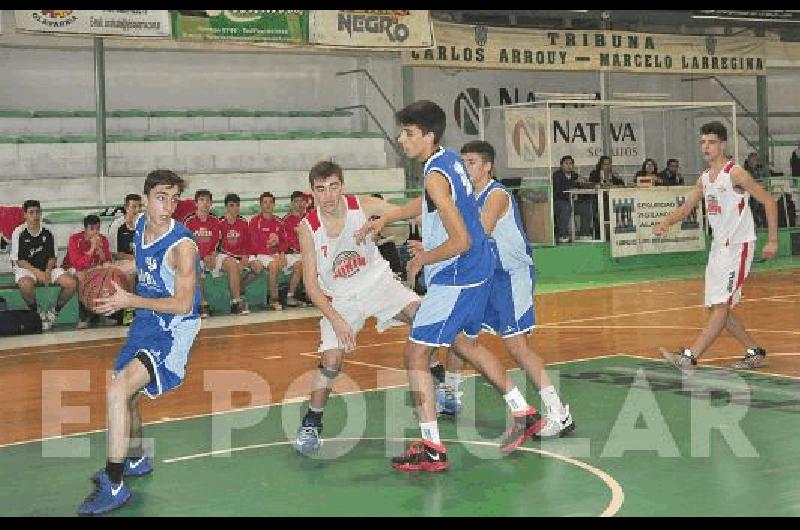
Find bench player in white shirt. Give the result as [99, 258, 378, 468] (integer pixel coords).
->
[655, 121, 778, 372]
[293, 160, 421, 456]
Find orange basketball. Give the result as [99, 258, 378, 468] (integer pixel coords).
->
[79, 266, 130, 314]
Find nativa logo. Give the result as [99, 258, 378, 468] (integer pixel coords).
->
[453, 87, 536, 136]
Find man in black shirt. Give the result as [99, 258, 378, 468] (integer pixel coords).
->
[108, 194, 141, 261]
[10, 199, 78, 330]
[657, 158, 684, 186]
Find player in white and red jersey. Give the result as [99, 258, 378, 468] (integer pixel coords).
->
[217, 193, 252, 315]
[293, 160, 421, 457]
[655, 121, 778, 371]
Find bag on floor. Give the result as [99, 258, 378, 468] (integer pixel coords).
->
[0, 309, 43, 336]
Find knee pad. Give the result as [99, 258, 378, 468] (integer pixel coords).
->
[318, 362, 340, 383]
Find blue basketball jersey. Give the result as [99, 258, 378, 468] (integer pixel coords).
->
[476, 180, 534, 272]
[422, 146, 494, 287]
[133, 214, 201, 330]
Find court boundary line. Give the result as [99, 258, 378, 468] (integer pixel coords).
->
[618, 353, 800, 381]
[162, 436, 624, 518]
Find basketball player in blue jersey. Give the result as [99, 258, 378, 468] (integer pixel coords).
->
[435, 141, 575, 438]
[359, 101, 544, 471]
[77, 169, 201, 515]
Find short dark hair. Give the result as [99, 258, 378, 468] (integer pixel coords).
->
[194, 189, 212, 201]
[461, 140, 495, 165]
[700, 121, 727, 141]
[144, 169, 185, 196]
[559, 155, 575, 166]
[23, 199, 41, 212]
[290, 190, 305, 201]
[83, 214, 101, 228]
[259, 192, 275, 203]
[124, 193, 141, 205]
[224, 193, 240, 205]
[308, 160, 344, 187]
[666, 158, 679, 166]
[395, 100, 446, 144]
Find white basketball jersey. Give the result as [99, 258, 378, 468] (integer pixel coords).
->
[701, 160, 756, 248]
[302, 195, 391, 298]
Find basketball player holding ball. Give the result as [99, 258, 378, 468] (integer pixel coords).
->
[77, 169, 201, 515]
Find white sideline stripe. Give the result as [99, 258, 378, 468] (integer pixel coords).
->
[618, 353, 800, 381]
[299, 352, 406, 373]
[161, 437, 624, 518]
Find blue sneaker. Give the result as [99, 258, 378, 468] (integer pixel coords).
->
[294, 424, 322, 456]
[436, 385, 462, 416]
[78, 471, 131, 516]
[92, 456, 153, 483]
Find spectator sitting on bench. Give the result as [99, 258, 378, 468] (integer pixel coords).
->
[218, 193, 252, 315]
[184, 189, 221, 318]
[64, 214, 112, 329]
[247, 192, 288, 311]
[282, 191, 310, 307]
[10, 200, 78, 331]
[108, 193, 141, 324]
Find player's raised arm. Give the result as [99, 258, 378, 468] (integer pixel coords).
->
[355, 196, 422, 244]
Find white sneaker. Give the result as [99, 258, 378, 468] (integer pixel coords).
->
[39, 308, 56, 331]
[534, 404, 575, 439]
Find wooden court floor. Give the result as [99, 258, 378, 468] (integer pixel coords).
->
[1, 268, 798, 516]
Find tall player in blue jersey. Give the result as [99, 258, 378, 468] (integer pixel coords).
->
[437, 141, 575, 438]
[77, 170, 201, 515]
[359, 101, 544, 471]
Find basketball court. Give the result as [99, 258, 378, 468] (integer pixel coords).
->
[1, 265, 798, 516]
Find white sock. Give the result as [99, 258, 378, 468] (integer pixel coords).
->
[419, 421, 441, 446]
[444, 371, 463, 393]
[503, 387, 530, 414]
[539, 385, 564, 415]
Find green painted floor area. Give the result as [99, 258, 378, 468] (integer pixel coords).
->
[2, 356, 799, 516]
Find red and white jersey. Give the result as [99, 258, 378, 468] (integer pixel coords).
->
[701, 160, 756, 248]
[303, 195, 391, 299]
[184, 213, 221, 259]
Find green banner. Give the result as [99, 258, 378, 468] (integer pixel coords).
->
[172, 10, 307, 43]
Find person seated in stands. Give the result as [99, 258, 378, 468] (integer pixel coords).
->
[552, 155, 589, 243]
[634, 158, 659, 186]
[589, 155, 625, 186]
[657, 158, 684, 186]
[247, 192, 287, 311]
[108, 193, 141, 325]
[218, 193, 253, 315]
[184, 189, 221, 318]
[10, 199, 78, 331]
[172, 196, 197, 223]
[282, 191, 310, 307]
[743, 151, 770, 181]
[63, 214, 112, 329]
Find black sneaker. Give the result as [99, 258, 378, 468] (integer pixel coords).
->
[230, 301, 241, 315]
[430, 363, 445, 386]
[391, 440, 448, 472]
[499, 408, 544, 454]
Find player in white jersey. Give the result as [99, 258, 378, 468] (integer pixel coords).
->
[432, 141, 575, 438]
[293, 160, 421, 456]
[655, 121, 778, 372]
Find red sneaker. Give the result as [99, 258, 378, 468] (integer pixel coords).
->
[391, 440, 448, 472]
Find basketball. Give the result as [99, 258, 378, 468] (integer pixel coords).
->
[79, 266, 131, 314]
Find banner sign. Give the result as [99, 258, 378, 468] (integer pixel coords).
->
[403, 21, 767, 75]
[608, 186, 705, 257]
[15, 10, 171, 37]
[504, 108, 645, 168]
[172, 10, 308, 44]
[309, 10, 433, 48]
